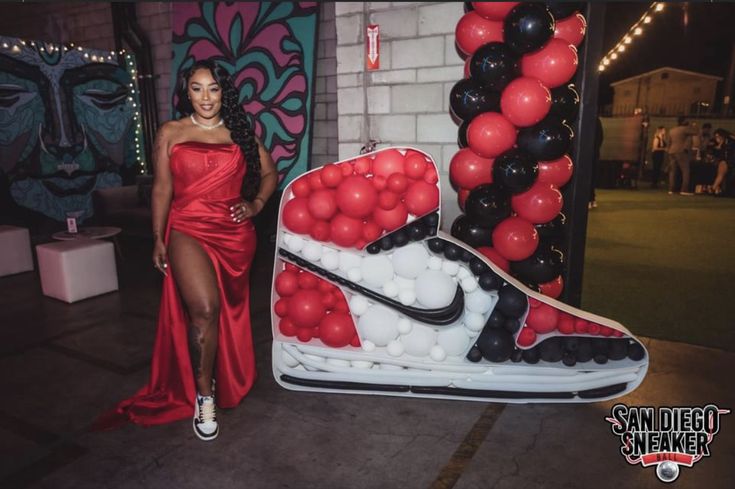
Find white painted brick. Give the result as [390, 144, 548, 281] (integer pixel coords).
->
[408, 143, 443, 162]
[326, 75, 337, 93]
[315, 102, 327, 121]
[392, 36, 445, 69]
[339, 143, 364, 160]
[444, 34, 465, 66]
[417, 65, 464, 83]
[392, 2, 427, 6]
[324, 39, 337, 56]
[338, 87, 365, 115]
[312, 137, 328, 154]
[440, 173, 462, 232]
[443, 81, 455, 112]
[379, 39, 392, 69]
[417, 114, 460, 143]
[317, 57, 337, 76]
[391, 83, 444, 113]
[367, 85, 391, 114]
[313, 123, 332, 138]
[338, 73, 362, 88]
[339, 115, 364, 141]
[322, 2, 335, 21]
[369, 69, 417, 85]
[442, 144, 460, 173]
[370, 8, 418, 39]
[327, 103, 338, 120]
[368, 2, 394, 10]
[337, 13, 363, 45]
[369, 114, 416, 142]
[316, 76, 326, 94]
[337, 44, 365, 74]
[328, 137, 339, 154]
[321, 19, 337, 40]
[313, 154, 335, 167]
[418, 2, 463, 36]
[335, 2, 364, 16]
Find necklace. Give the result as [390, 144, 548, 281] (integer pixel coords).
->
[190, 114, 224, 130]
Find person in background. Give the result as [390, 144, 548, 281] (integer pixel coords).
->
[710, 128, 735, 196]
[666, 116, 698, 195]
[650, 126, 667, 188]
[697, 122, 713, 161]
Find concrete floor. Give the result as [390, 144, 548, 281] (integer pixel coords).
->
[1, 237, 733, 489]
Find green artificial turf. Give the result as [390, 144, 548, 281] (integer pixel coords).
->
[581, 189, 735, 352]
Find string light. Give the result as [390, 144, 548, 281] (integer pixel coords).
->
[598, 2, 665, 72]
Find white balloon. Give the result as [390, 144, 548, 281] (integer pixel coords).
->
[351, 360, 373, 369]
[288, 235, 304, 252]
[465, 289, 497, 314]
[358, 305, 399, 346]
[303, 241, 323, 261]
[282, 233, 292, 245]
[442, 260, 460, 276]
[387, 340, 405, 357]
[349, 295, 369, 316]
[464, 311, 485, 332]
[457, 266, 472, 280]
[321, 251, 340, 270]
[428, 256, 443, 270]
[397, 318, 413, 334]
[430, 345, 447, 362]
[437, 326, 471, 356]
[415, 270, 456, 308]
[361, 339, 376, 352]
[380, 363, 404, 371]
[383, 280, 400, 298]
[347, 268, 363, 283]
[461, 276, 478, 293]
[281, 349, 300, 368]
[361, 255, 394, 287]
[400, 323, 437, 356]
[393, 276, 415, 290]
[303, 353, 325, 363]
[339, 251, 362, 272]
[326, 357, 351, 367]
[392, 243, 429, 279]
[398, 289, 416, 306]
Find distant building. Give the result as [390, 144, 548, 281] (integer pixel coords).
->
[609, 67, 722, 117]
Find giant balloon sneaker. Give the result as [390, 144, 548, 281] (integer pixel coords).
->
[451, 2, 585, 299]
[271, 146, 647, 402]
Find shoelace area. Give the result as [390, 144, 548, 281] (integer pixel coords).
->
[199, 399, 216, 422]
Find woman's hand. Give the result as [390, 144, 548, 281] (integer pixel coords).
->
[152, 238, 168, 276]
[230, 199, 264, 222]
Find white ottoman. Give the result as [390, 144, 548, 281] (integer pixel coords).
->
[36, 239, 119, 303]
[0, 225, 34, 277]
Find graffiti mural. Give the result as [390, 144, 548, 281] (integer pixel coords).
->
[172, 2, 319, 189]
[0, 36, 144, 223]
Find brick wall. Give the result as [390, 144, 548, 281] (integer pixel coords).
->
[311, 3, 339, 167]
[135, 2, 173, 124]
[334, 2, 465, 228]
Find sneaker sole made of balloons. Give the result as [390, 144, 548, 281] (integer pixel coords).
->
[271, 147, 648, 403]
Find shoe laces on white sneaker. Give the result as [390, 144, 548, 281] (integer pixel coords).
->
[194, 393, 218, 440]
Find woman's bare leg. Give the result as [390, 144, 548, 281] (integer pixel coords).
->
[712, 161, 728, 193]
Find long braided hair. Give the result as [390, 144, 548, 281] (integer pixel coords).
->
[174, 59, 261, 200]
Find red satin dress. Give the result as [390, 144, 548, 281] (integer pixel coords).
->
[100, 141, 258, 428]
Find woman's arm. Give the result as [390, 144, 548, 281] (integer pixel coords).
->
[151, 123, 174, 273]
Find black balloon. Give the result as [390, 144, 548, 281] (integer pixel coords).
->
[496, 284, 528, 318]
[423, 212, 440, 229]
[510, 243, 565, 284]
[407, 221, 428, 241]
[476, 328, 514, 362]
[466, 345, 483, 362]
[522, 346, 540, 364]
[550, 84, 580, 122]
[511, 349, 524, 362]
[503, 3, 555, 55]
[608, 339, 628, 361]
[427, 238, 444, 253]
[451, 214, 486, 249]
[517, 115, 574, 161]
[534, 212, 567, 245]
[392, 229, 409, 247]
[379, 236, 393, 251]
[562, 352, 576, 367]
[485, 309, 505, 328]
[628, 342, 646, 361]
[458, 119, 469, 148]
[503, 318, 521, 334]
[546, 2, 585, 19]
[539, 337, 563, 362]
[444, 243, 463, 261]
[449, 78, 499, 121]
[492, 149, 539, 194]
[464, 1, 474, 13]
[469, 42, 520, 91]
[478, 271, 503, 291]
[464, 184, 512, 228]
[576, 338, 593, 362]
[469, 257, 489, 276]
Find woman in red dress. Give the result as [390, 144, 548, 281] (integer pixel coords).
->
[111, 60, 276, 440]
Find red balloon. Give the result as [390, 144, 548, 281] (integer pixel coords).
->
[288, 289, 326, 328]
[573, 317, 589, 333]
[372, 175, 387, 191]
[387, 173, 409, 194]
[296, 328, 313, 342]
[321, 292, 337, 309]
[557, 312, 574, 334]
[320, 163, 343, 188]
[378, 190, 400, 210]
[455, 11, 504, 56]
[319, 312, 356, 348]
[278, 318, 298, 337]
[516, 326, 537, 347]
[538, 154, 574, 187]
[472, 1, 519, 21]
[521, 39, 579, 89]
[526, 303, 559, 334]
[449, 148, 494, 190]
[282, 197, 315, 234]
[491, 216, 539, 261]
[297, 272, 318, 290]
[330, 213, 363, 247]
[511, 182, 563, 224]
[467, 112, 517, 158]
[340, 162, 354, 176]
[477, 246, 510, 273]
[274, 298, 289, 317]
[464, 57, 471, 79]
[500, 77, 552, 127]
[318, 280, 333, 293]
[307, 189, 338, 221]
[350, 334, 361, 347]
[588, 323, 601, 335]
[404, 180, 439, 216]
[362, 220, 383, 242]
[458, 188, 470, 211]
[284, 262, 300, 272]
[423, 165, 439, 184]
[373, 202, 409, 231]
[372, 149, 405, 178]
[308, 170, 324, 190]
[599, 325, 614, 337]
[336, 175, 378, 218]
[309, 220, 331, 241]
[291, 177, 311, 198]
[404, 153, 427, 179]
[353, 156, 372, 175]
[275, 270, 299, 297]
[538, 275, 564, 299]
[554, 13, 586, 47]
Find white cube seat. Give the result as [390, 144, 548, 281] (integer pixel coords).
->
[36, 239, 118, 303]
[0, 225, 34, 277]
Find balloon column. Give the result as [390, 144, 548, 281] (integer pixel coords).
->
[451, 2, 584, 300]
[271, 147, 648, 403]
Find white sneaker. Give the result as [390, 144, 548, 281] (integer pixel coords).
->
[193, 394, 219, 441]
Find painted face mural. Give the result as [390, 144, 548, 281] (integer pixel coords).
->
[0, 37, 139, 222]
